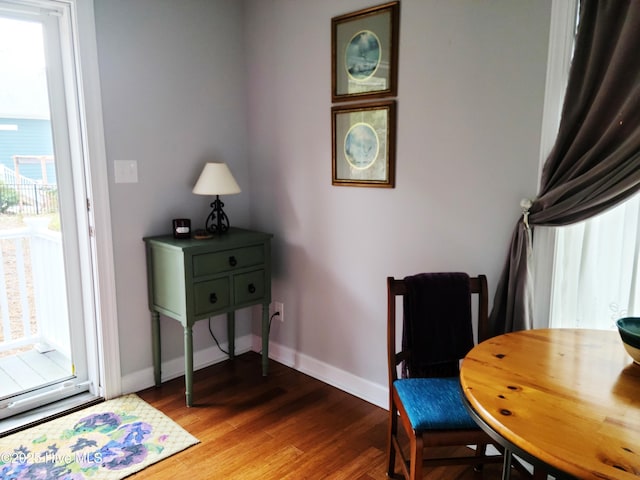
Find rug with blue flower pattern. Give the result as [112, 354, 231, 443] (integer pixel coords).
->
[0, 394, 199, 479]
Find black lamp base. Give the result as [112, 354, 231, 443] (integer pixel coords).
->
[205, 195, 230, 234]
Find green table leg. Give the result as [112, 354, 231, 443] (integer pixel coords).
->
[184, 324, 193, 407]
[227, 311, 235, 359]
[151, 311, 161, 387]
[262, 302, 269, 376]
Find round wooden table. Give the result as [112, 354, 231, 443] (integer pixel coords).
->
[460, 328, 640, 480]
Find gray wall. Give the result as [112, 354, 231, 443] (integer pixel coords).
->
[245, 0, 550, 391]
[94, 0, 251, 377]
[94, 0, 551, 399]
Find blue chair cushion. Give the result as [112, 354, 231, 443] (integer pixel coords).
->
[393, 377, 479, 431]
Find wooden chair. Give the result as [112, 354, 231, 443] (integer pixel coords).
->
[386, 273, 502, 480]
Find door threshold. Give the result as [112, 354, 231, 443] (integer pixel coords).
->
[0, 392, 103, 437]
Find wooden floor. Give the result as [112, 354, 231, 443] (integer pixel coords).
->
[135, 352, 528, 480]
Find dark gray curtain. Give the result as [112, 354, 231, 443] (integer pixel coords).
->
[489, 0, 640, 336]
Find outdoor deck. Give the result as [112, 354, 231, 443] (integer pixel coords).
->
[0, 348, 71, 399]
[0, 215, 70, 405]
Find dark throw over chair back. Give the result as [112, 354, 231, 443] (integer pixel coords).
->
[386, 273, 500, 480]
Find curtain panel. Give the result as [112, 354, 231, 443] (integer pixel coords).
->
[549, 194, 640, 329]
[490, 0, 640, 336]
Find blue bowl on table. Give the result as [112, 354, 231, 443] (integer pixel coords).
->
[616, 317, 640, 364]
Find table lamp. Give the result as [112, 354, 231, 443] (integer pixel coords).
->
[192, 162, 241, 234]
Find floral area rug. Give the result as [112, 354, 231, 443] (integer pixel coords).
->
[0, 394, 198, 479]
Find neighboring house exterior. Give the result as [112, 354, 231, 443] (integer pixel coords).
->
[0, 117, 55, 184]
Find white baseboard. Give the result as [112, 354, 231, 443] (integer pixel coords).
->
[120, 335, 253, 395]
[121, 335, 388, 410]
[251, 335, 388, 409]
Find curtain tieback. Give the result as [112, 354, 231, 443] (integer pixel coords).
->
[520, 198, 533, 230]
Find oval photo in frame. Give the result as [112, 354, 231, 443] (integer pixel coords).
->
[345, 30, 381, 81]
[344, 122, 379, 170]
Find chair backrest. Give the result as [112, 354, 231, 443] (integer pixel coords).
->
[386, 274, 488, 385]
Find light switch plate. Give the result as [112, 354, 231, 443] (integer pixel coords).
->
[114, 160, 138, 183]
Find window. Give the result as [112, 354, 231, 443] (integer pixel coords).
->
[549, 194, 640, 329]
[533, 0, 639, 331]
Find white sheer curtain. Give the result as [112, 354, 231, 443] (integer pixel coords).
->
[548, 194, 640, 330]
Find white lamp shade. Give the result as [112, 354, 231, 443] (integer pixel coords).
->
[192, 162, 241, 195]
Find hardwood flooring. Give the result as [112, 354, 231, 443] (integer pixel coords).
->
[135, 352, 526, 480]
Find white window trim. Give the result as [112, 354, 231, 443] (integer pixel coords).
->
[531, 0, 579, 328]
[537, 0, 579, 180]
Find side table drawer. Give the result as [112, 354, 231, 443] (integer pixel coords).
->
[234, 270, 265, 304]
[192, 245, 264, 277]
[193, 278, 230, 316]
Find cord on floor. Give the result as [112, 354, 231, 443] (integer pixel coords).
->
[208, 318, 229, 355]
[209, 311, 281, 355]
[257, 311, 280, 355]
[268, 311, 280, 332]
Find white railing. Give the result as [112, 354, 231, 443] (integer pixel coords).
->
[0, 218, 69, 357]
[0, 164, 39, 187]
[0, 165, 58, 216]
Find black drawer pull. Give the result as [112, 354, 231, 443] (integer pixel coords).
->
[248, 283, 256, 294]
[229, 256, 237, 267]
[209, 293, 218, 304]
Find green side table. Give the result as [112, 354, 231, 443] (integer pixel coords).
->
[144, 227, 273, 406]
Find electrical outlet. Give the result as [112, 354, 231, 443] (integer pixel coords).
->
[274, 301, 284, 323]
[269, 301, 281, 322]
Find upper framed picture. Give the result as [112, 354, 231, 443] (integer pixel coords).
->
[331, 1, 399, 103]
[332, 100, 396, 188]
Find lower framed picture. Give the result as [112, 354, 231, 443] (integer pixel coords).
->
[331, 100, 396, 188]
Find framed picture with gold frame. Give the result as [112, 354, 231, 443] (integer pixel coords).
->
[331, 100, 396, 188]
[331, 1, 399, 102]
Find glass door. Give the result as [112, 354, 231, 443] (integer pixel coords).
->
[0, 1, 99, 419]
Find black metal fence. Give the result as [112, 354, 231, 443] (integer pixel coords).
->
[0, 183, 58, 215]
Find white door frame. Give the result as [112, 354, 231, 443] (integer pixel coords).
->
[73, 0, 121, 399]
[0, 0, 120, 409]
